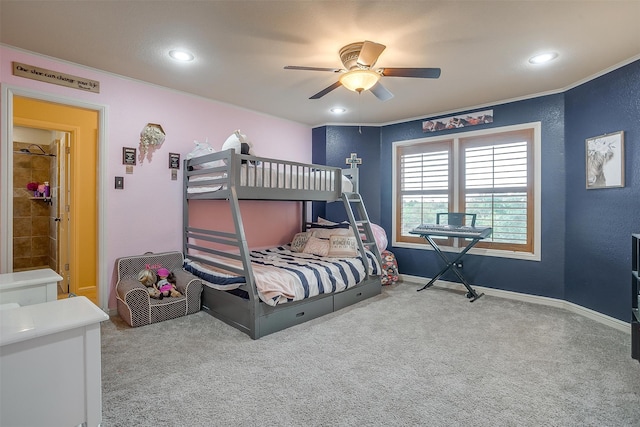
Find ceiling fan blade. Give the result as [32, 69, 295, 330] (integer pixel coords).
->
[370, 81, 394, 101]
[357, 41, 386, 67]
[309, 81, 343, 99]
[381, 67, 442, 78]
[284, 65, 342, 73]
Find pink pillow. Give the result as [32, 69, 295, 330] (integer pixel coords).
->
[302, 236, 330, 257]
[370, 223, 388, 251]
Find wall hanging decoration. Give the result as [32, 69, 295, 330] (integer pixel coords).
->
[12, 61, 100, 93]
[422, 109, 493, 132]
[169, 153, 180, 169]
[122, 147, 136, 165]
[346, 153, 362, 168]
[139, 123, 166, 163]
[586, 131, 624, 189]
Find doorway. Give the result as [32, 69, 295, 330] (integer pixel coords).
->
[12, 127, 71, 296]
[1, 88, 106, 308]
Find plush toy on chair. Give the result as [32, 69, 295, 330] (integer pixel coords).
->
[156, 268, 182, 298]
[138, 269, 162, 299]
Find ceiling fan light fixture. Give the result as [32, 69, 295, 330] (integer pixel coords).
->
[339, 69, 380, 93]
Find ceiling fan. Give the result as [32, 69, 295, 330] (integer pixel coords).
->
[284, 40, 441, 101]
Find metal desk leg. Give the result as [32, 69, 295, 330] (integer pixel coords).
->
[417, 236, 485, 302]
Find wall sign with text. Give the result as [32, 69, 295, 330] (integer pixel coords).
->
[12, 62, 100, 93]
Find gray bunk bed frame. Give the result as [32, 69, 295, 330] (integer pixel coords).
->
[183, 148, 382, 339]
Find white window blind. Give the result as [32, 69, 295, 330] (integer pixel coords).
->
[395, 126, 535, 254]
[398, 144, 450, 237]
[463, 142, 529, 245]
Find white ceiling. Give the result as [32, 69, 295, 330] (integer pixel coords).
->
[2, 1, 639, 127]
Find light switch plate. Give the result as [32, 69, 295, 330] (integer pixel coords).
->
[115, 176, 124, 189]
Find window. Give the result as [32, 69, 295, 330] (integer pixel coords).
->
[393, 123, 540, 259]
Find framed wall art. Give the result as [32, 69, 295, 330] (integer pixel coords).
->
[169, 152, 180, 169]
[122, 147, 136, 165]
[585, 131, 624, 189]
[422, 109, 493, 132]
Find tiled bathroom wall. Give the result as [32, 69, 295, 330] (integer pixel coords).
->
[12, 142, 55, 271]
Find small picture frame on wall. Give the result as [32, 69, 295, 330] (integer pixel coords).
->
[122, 147, 136, 165]
[169, 152, 180, 169]
[585, 131, 624, 189]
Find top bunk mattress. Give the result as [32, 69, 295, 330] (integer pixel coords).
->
[187, 163, 354, 194]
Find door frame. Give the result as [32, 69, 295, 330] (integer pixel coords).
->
[1, 85, 108, 311]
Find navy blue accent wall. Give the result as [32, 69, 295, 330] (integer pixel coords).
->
[380, 95, 567, 300]
[312, 125, 381, 223]
[311, 126, 328, 220]
[564, 60, 640, 321]
[312, 59, 639, 321]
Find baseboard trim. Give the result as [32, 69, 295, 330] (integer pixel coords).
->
[400, 274, 630, 334]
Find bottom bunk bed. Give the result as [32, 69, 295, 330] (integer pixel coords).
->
[204, 277, 381, 338]
[184, 244, 382, 338]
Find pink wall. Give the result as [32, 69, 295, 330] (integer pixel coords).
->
[1, 46, 311, 309]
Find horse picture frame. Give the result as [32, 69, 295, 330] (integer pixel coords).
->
[585, 131, 624, 189]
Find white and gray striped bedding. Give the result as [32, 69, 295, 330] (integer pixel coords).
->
[184, 245, 380, 306]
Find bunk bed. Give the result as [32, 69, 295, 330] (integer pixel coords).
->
[183, 148, 382, 339]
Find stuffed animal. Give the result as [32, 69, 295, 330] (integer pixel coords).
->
[138, 269, 163, 299]
[185, 138, 224, 170]
[221, 130, 256, 163]
[156, 268, 182, 298]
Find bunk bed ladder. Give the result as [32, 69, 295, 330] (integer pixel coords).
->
[341, 193, 383, 276]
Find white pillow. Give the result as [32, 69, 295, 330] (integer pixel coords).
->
[290, 232, 312, 252]
[328, 235, 358, 258]
[311, 228, 351, 239]
[316, 217, 338, 225]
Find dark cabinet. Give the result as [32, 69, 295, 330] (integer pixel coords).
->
[632, 234, 639, 362]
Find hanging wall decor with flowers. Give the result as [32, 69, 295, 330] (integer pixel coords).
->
[139, 123, 166, 163]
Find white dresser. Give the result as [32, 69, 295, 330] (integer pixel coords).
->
[0, 296, 109, 427]
[0, 268, 62, 306]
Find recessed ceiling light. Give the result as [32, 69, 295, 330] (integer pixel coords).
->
[330, 107, 347, 114]
[529, 52, 558, 64]
[169, 49, 194, 62]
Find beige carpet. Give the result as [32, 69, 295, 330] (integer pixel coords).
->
[101, 282, 640, 426]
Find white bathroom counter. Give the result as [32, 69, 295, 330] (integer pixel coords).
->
[0, 268, 62, 306]
[0, 296, 108, 346]
[0, 268, 62, 289]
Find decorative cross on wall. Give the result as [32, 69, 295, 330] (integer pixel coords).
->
[346, 153, 362, 169]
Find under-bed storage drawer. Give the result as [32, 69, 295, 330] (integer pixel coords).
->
[258, 294, 333, 337]
[201, 287, 252, 332]
[334, 279, 381, 311]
